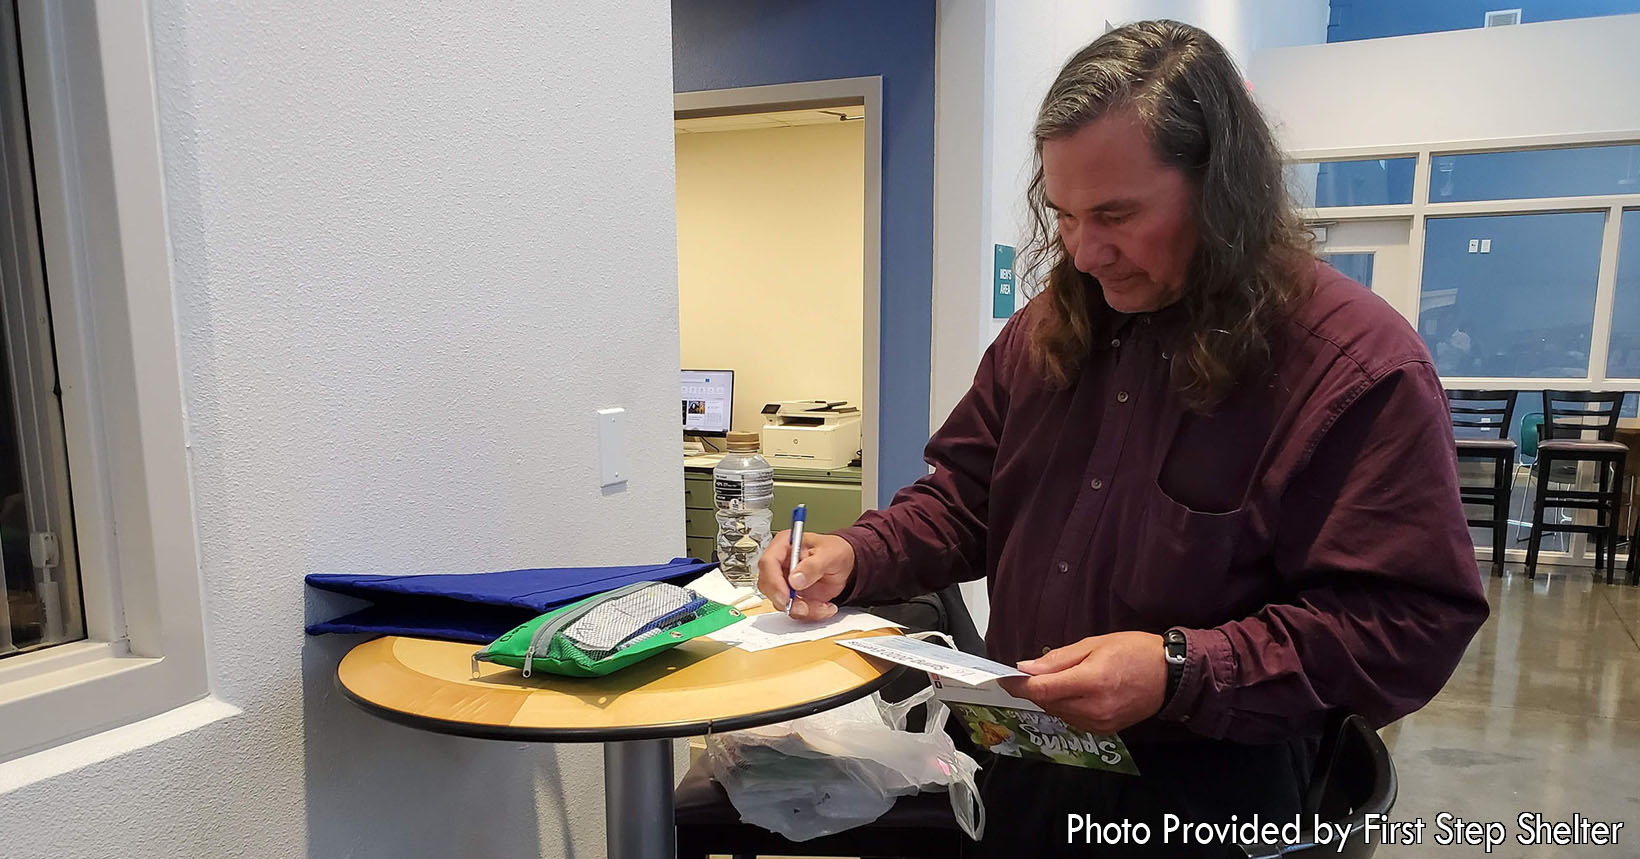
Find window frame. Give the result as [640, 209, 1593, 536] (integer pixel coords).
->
[1292, 131, 1640, 571]
[1291, 130, 1640, 393]
[0, 0, 209, 765]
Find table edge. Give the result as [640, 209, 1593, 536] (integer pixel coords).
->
[334, 655, 906, 743]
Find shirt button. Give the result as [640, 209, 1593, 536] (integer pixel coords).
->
[1161, 351, 1171, 360]
[1056, 561, 1069, 573]
[1091, 478, 1104, 490]
[1110, 337, 1121, 348]
[1142, 316, 1152, 325]
[1116, 391, 1130, 403]
[1042, 646, 1053, 656]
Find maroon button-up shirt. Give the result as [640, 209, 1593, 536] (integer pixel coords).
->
[837, 262, 1489, 744]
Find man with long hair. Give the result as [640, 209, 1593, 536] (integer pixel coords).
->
[761, 20, 1487, 856]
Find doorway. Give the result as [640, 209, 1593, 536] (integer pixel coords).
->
[674, 78, 883, 512]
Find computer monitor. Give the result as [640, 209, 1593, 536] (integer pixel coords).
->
[681, 369, 734, 436]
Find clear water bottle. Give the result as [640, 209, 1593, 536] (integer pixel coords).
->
[714, 430, 774, 586]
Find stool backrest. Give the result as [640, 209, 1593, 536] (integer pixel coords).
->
[1238, 713, 1396, 858]
[1542, 390, 1625, 442]
[1446, 389, 1516, 440]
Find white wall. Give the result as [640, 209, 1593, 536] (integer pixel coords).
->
[677, 123, 865, 433]
[930, 0, 995, 442]
[1251, 14, 1640, 152]
[0, 1, 681, 857]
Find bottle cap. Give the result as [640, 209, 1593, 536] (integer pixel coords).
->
[725, 431, 761, 452]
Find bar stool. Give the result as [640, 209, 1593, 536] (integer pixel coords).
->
[1446, 390, 1517, 576]
[1525, 391, 1628, 582]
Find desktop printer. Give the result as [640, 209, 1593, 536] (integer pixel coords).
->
[759, 401, 862, 469]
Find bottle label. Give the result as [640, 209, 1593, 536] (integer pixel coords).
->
[715, 471, 774, 506]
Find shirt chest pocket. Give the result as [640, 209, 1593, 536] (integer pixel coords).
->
[1112, 486, 1253, 629]
[1111, 401, 1270, 628]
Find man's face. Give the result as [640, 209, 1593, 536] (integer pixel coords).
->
[1041, 112, 1199, 314]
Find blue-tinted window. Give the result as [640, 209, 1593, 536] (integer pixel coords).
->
[1322, 252, 1375, 287]
[1419, 212, 1605, 377]
[1288, 157, 1416, 207]
[1430, 145, 1640, 202]
[1607, 211, 1640, 378]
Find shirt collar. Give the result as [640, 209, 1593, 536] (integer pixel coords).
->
[1088, 299, 1187, 350]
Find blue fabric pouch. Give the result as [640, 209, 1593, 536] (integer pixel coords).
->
[304, 558, 718, 643]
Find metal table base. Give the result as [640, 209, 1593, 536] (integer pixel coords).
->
[605, 739, 676, 859]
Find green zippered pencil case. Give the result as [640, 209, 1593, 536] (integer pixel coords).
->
[472, 581, 744, 678]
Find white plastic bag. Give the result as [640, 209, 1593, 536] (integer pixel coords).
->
[704, 684, 985, 842]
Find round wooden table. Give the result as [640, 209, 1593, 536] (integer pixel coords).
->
[336, 621, 901, 859]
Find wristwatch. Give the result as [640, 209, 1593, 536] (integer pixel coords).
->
[1162, 628, 1188, 708]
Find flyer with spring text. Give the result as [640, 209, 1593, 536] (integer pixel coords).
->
[932, 676, 1141, 775]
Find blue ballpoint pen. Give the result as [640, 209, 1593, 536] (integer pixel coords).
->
[786, 504, 807, 617]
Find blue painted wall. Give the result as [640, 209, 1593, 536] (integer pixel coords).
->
[673, 0, 936, 507]
[1327, 0, 1640, 42]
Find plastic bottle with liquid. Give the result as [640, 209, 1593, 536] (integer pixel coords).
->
[713, 431, 774, 586]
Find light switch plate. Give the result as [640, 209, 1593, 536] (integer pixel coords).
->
[1480, 238, 1492, 253]
[1468, 239, 1480, 253]
[597, 408, 626, 488]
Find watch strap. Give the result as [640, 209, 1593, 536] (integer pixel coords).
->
[1162, 628, 1187, 709]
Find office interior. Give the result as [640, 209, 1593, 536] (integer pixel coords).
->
[676, 106, 869, 551]
[0, 0, 1638, 856]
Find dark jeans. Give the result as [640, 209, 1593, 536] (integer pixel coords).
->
[962, 737, 1316, 858]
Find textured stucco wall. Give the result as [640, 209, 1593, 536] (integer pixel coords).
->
[0, 1, 681, 856]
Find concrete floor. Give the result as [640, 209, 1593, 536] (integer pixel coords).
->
[713, 563, 1640, 858]
[1376, 564, 1640, 857]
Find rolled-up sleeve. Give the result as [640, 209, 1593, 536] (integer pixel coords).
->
[834, 315, 1024, 604]
[1158, 360, 1490, 741]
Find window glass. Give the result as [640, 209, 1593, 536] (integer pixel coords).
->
[1605, 210, 1640, 377]
[1419, 212, 1605, 377]
[1430, 145, 1640, 202]
[1321, 252, 1375, 288]
[1287, 157, 1416, 208]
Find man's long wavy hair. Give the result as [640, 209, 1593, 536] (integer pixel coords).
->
[1021, 20, 1313, 409]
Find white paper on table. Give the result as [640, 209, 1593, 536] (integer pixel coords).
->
[683, 568, 763, 611]
[703, 608, 904, 652]
[834, 635, 1025, 686]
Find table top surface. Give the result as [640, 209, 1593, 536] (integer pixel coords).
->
[336, 614, 901, 742]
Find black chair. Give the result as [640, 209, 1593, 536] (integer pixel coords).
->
[1525, 391, 1628, 582]
[1447, 390, 1518, 576]
[1238, 714, 1397, 859]
[1627, 512, 1640, 586]
[675, 585, 981, 859]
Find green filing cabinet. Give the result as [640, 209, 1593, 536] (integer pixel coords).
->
[683, 473, 717, 562]
[683, 464, 863, 562]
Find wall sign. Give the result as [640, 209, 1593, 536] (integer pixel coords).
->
[993, 244, 1016, 319]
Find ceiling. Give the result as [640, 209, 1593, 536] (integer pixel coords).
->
[674, 107, 866, 135]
